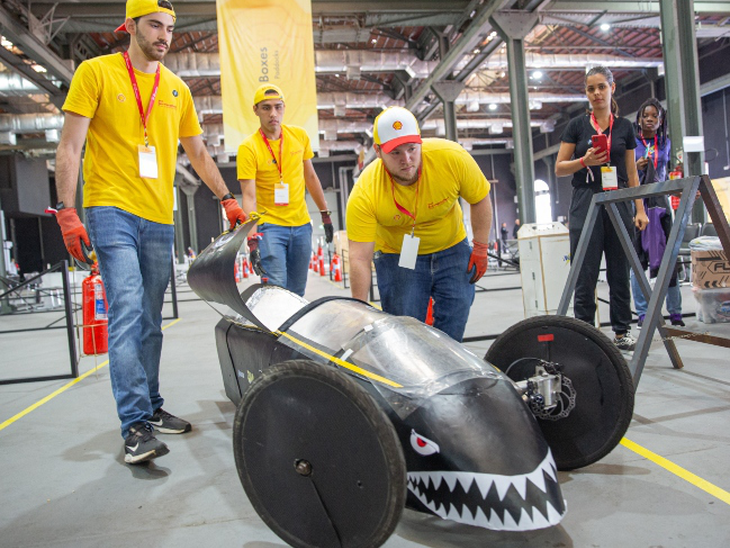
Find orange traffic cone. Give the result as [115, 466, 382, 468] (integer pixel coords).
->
[332, 253, 342, 282]
[234, 260, 241, 282]
[309, 253, 314, 270]
[425, 297, 434, 325]
[313, 255, 319, 273]
[243, 258, 250, 279]
[319, 254, 326, 276]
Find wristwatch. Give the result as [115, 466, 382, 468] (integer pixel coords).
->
[320, 209, 332, 215]
[55, 201, 66, 211]
[220, 193, 235, 201]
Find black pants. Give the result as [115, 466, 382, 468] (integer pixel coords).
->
[569, 187, 632, 335]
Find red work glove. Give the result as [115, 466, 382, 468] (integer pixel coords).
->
[222, 197, 247, 230]
[55, 208, 93, 264]
[467, 240, 490, 284]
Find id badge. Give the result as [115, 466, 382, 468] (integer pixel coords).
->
[398, 233, 420, 270]
[274, 182, 289, 205]
[138, 145, 158, 179]
[601, 166, 618, 191]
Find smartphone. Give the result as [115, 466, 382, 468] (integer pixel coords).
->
[591, 134, 608, 155]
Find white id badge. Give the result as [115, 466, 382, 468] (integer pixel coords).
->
[274, 182, 289, 205]
[398, 233, 420, 270]
[601, 166, 618, 190]
[138, 145, 158, 179]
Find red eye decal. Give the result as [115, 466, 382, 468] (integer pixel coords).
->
[410, 429, 440, 456]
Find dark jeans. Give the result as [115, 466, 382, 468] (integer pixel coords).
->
[374, 239, 475, 342]
[569, 187, 632, 335]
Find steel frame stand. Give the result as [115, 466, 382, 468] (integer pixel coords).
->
[557, 175, 730, 389]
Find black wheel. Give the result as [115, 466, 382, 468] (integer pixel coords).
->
[233, 359, 406, 548]
[485, 315, 634, 471]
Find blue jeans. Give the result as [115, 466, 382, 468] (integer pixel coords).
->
[630, 270, 682, 316]
[374, 239, 475, 342]
[86, 207, 174, 438]
[258, 223, 312, 297]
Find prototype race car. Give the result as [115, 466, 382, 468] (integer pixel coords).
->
[187, 222, 634, 548]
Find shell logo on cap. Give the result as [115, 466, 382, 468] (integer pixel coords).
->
[393, 121, 403, 130]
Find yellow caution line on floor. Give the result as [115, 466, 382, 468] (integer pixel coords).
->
[621, 437, 730, 505]
[0, 318, 181, 433]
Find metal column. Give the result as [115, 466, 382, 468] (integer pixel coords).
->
[490, 11, 539, 224]
[431, 81, 465, 143]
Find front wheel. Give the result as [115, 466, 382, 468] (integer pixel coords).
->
[485, 315, 634, 470]
[233, 359, 406, 548]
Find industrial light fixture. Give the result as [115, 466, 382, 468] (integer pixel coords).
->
[488, 103, 498, 111]
[600, 23, 611, 32]
[532, 70, 543, 80]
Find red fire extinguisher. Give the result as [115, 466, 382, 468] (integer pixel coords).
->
[82, 264, 109, 355]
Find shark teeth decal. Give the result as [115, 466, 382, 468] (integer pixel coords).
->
[407, 452, 566, 532]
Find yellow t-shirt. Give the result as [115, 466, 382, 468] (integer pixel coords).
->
[62, 53, 202, 225]
[236, 125, 314, 227]
[346, 139, 490, 254]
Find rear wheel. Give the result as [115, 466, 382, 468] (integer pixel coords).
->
[233, 359, 406, 548]
[485, 315, 634, 470]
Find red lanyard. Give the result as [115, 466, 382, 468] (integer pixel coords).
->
[259, 128, 284, 182]
[387, 167, 421, 232]
[641, 134, 658, 169]
[590, 112, 613, 163]
[123, 51, 160, 148]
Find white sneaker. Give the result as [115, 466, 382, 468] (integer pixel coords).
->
[613, 333, 637, 351]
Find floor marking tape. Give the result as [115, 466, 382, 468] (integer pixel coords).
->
[0, 318, 181, 433]
[621, 437, 730, 505]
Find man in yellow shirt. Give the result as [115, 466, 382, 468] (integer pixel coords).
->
[237, 84, 332, 296]
[346, 107, 493, 341]
[53, 0, 246, 465]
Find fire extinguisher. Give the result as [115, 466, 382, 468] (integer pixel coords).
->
[82, 263, 109, 355]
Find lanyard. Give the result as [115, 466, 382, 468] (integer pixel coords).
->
[388, 166, 421, 235]
[641, 134, 658, 169]
[590, 112, 613, 163]
[259, 128, 284, 182]
[123, 51, 160, 148]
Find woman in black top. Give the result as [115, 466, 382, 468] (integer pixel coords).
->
[555, 66, 648, 351]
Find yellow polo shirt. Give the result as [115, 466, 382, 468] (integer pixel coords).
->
[346, 138, 490, 254]
[236, 125, 314, 227]
[62, 53, 202, 225]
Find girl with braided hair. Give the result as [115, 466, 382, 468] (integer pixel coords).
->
[630, 98, 685, 327]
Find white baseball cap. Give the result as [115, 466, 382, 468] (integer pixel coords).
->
[373, 107, 422, 153]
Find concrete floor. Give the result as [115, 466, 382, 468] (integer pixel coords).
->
[1, 263, 729, 548]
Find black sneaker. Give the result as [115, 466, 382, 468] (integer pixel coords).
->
[150, 408, 192, 434]
[613, 333, 637, 352]
[124, 422, 169, 464]
[669, 314, 686, 327]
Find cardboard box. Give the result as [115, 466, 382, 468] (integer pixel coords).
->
[691, 249, 730, 289]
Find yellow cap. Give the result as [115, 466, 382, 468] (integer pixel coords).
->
[115, 0, 176, 33]
[253, 84, 285, 106]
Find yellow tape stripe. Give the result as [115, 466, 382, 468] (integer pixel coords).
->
[0, 318, 181, 433]
[277, 331, 402, 388]
[621, 437, 730, 505]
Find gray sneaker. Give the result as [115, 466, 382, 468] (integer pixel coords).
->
[613, 333, 637, 352]
[150, 407, 192, 434]
[124, 422, 169, 464]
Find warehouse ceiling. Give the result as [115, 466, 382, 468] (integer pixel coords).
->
[0, 0, 729, 163]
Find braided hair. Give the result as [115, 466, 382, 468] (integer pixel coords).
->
[585, 66, 619, 115]
[635, 98, 668, 149]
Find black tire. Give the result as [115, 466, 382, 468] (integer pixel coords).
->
[485, 315, 634, 471]
[233, 359, 406, 548]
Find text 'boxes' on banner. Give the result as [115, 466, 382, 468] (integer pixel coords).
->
[216, 0, 320, 153]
